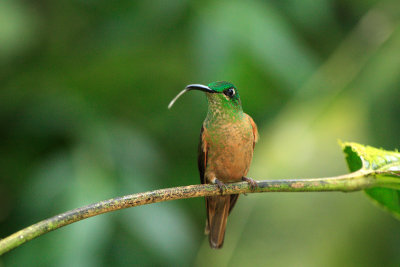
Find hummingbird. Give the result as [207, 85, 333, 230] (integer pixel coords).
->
[168, 81, 258, 249]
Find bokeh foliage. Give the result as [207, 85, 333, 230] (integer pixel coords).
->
[1, 0, 400, 266]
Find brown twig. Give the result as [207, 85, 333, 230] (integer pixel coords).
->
[0, 169, 391, 255]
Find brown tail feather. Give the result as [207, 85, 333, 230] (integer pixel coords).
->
[206, 195, 231, 249]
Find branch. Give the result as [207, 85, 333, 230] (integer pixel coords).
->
[0, 169, 387, 255]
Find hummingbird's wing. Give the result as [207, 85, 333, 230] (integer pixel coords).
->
[245, 113, 259, 148]
[197, 125, 207, 185]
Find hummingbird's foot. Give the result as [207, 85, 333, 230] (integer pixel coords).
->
[213, 178, 227, 194]
[242, 176, 258, 191]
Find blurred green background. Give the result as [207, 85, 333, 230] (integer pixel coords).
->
[1, 0, 400, 266]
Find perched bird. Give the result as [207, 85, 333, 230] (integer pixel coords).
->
[168, 81, 258, 249]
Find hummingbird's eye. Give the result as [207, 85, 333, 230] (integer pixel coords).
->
[223, 88, 235, 98]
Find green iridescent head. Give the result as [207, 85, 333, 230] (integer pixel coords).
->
[206, 81, 242, 112]
[168, 81, 242, 112]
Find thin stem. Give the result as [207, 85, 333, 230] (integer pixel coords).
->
[0, 169, 388, 255]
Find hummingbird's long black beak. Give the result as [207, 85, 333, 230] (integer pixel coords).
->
[168, 84, 216, 109]
[185, 84, 216, 93]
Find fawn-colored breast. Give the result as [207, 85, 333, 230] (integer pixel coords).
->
[205, 117, 254, 183]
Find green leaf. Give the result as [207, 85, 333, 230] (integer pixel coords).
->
[341, 142, 400, 219]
